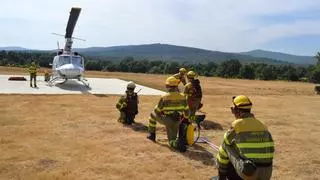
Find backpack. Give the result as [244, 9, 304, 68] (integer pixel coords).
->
[191, 79, 202, 98]
[126, 93, 138, 115]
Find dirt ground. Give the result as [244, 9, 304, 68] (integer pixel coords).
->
[0, 67, 320, 180]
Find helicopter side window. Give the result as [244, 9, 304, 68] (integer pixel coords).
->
[59, 56, 71, 66]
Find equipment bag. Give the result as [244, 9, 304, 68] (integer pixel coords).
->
[179, 119, 195, 146]
[186, 123, 195, 145]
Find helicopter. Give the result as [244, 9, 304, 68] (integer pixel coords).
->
[48, 7, 90, 88]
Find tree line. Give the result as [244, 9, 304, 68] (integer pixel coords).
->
[1, 50, 320, 83]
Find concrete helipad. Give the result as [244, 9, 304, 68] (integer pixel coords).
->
[0, 75, 165, 95]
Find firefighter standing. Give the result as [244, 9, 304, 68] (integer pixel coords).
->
[147, 76, 190, 152]
[173, 68, 187, 86]
[214, 95, 274, 180]
[183, 71, 203, 120]
[116, 82, 139, 125]
[28, 62, 38, 88]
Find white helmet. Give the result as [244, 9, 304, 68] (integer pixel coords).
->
[127, 81, 136, 89]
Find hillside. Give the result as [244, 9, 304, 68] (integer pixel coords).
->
[74, 44, 288, 64]
[2, 44, 317, 65]
[241, 49, 316, 65]
[0, 46, 29, 51]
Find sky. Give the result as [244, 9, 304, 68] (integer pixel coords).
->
[0, 0, 319, 56]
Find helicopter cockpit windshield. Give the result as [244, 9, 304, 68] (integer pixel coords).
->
[59, 56, 71, 66]
[72, 56, 84, 67]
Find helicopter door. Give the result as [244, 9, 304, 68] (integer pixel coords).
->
[53, 56, 59, 70]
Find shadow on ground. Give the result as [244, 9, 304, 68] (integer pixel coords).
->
[125, 122, 149, 133]
[92, 94, 109, 98]
[55, 80, 91, 94]
[156, 141, 216, 166]
[200, 120, 223, 130]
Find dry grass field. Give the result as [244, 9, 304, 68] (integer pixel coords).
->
[0, 66, 320, 180]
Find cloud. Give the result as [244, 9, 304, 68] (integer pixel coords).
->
[0, 0, 319, 55]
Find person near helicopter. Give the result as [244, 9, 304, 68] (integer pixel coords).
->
[28, 61, 38, 88]
[116, 81, 139, 125]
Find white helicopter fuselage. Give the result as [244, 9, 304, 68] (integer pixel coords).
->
[52, 54, 85, 79]
[48, 7, 89, 87]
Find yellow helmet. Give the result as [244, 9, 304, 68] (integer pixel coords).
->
[166, 76, 179, 87]
[232, 95, 252, 109]
[187, 71, 196, 79]
[179, 68, 187, 74]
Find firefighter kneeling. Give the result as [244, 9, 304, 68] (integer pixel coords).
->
[214, 95, 274, 180]
[147, 76, 194, 152]
[116, 82, 139, 125]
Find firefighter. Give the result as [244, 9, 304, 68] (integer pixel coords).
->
[173, 68, 187, 86]
[44, 70, 50, 82]
[147, 76, 190, 152]
[183, 71, 203, 121]
[116, 81, 139, 125]
[213, 95, 274, 180]
[28, 62, 38, 88]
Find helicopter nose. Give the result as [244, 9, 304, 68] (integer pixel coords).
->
[59, 69, 81, 77]
[57, 64, 83, 77]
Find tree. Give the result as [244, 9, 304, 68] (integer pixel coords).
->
[148, 66, 162, 74]
[119, 57, 134, 72]
[315, 52, 320, 66]
[285, 66, 299, 81]
[163, 62, 180, 74]
[240, 64, 255, 79]
[310, 66, 320, 83]
[260, 65, 277, 80]
[217, 59, 242, 78]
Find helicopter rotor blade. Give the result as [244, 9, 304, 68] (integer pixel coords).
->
[65, 7, 81, 39]
[52, 33, 64, 37]
[72, 37, 86, 41]
[52, 33, 85, 41]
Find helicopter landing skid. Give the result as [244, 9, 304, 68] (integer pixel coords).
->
[79, 78, 90, 88]
[47, 76, 60, 87]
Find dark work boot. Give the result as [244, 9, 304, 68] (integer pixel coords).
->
[147, 132, 156, 142]
[177, 139, 187, 152]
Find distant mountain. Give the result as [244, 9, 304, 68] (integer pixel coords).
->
[73, 44, 288, 65]
[0, 46, 30, 51]
[2, 44, 315, 65]
[241, 49, 316, 65]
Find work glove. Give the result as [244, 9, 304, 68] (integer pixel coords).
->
[147, 132, 156, 142]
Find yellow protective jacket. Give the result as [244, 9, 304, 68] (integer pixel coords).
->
[148, 91, 190, 133]
[28, 65, 37, 74]
[173, 73, 186, 85]
[217, 117, 274, 173]
[116, 92, 139, 114]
